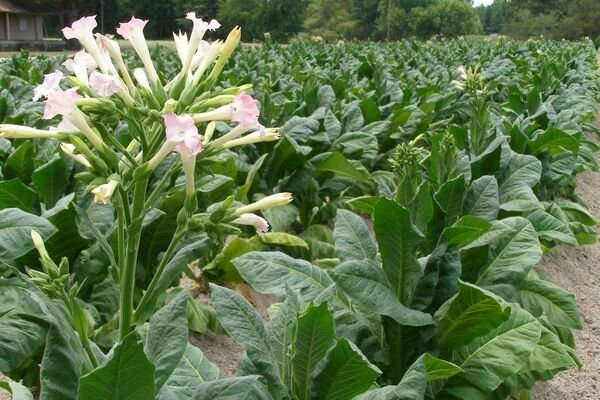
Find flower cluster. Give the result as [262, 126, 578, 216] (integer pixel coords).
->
[0, 14, 289, 234]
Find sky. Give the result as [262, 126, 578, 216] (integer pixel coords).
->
[473, 0, 494, 6]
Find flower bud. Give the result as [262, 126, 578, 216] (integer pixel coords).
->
[234, 193, 293, 216]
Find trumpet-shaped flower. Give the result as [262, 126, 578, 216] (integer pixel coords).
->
[91, 180, 119, 204]
[192, 94, 260, 128]
[50, 118, 78, 132]
[43, 88, 82, 119]
[89, 71, 122, 97]
[63, 51, 97, 84]
[117, 16, 159, 82]
[61, 15, 97, 41]
[232, 213, 269, 234]
[173, 31, 189, 66]
[62, 16, 113, 74]
[234, 193, 293, 216]
[33, 71, 63, 101]
[96, 34, 136, 94]
[163, 114, 203, 157]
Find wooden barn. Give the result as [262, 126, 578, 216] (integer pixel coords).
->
[0, 0, 44, 41]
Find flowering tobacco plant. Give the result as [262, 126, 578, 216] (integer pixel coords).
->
[0, 14, 291, 399]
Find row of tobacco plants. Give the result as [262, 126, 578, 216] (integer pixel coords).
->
[0, 15, 598, 400]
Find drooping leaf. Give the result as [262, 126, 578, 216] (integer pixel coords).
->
[330, 260, 432, 327]
[333, 209, 377, 262]
[233, 251, 333, 300]
[31, 156, 68, 208]
[0, 178, 37, 212]
[497, 153, 542, 212]
[436, 282, 510, 350]
[77, 333, 156, 400]
[191, 376, 271, 400]
[0, 208, 57, 261]
[144, 291, 189, 393]
[463, 176, 499, 221]
[312, 338, 381, 400]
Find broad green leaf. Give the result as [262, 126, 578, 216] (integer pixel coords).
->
[0, 178, 37, 212]
[291, 302, 334, 399]
[5, 381, 33, 400]
[312, 338, 381, 400]
[77, 333, 156, 400]
[529, 127, 580, 156]
[72, 203, 117, 270]
[0, 279, 48, 376]
[444, 216, 492, 247]
[497, 153, 542, 212]
[434, 175, 466, 224]
[259, 232, 308, 249]
[191, 376, 271, 400]
[374, 198, 424, 305]
[267, 291, 302, 389]
[330, 260, 432, 326]
[526, 209, 578, 246]
[315, 151, 368, 181]
[3, 141, 34, 183]
[463, 176, 499, 221]
[333, 209, 377, 262]
[145, 291, 189, 392]
[158, 344, 221, 400]
[31, 156, 67, 208]
[233, 251, 333, 300]
[0, 208, 57, 261]
[438, 306, 542, 399]
[513, 277, 581, 329]
[209, 284, 283, 394]
[436, 282, 510, 350]
[463, 217, 542, 299]
[357, 352, 460, 400]
[39, 325, 87, 400]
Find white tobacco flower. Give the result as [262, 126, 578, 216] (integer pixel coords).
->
[182, 13, 220, 75]
[96, 33, 136, 94]
[91, 180, 119, 204]
[116, 16, 159, 83]
[173, 31, 190, 66]
[60, 143, 92, 168]
[232, 213, 269, 235]
[234, 193, 293, 216]
[133, 68, 151, 91]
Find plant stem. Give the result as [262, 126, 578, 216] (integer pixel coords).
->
[118, 178, 148, 340]
[133, 228, 185, 322]
[144, 160, 179, 209]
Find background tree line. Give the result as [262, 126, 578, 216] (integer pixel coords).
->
[14, 0, 600, 42]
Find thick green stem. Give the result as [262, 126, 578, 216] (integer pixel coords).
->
[118, 178, 148, 340]
[133, 228, 185, 322]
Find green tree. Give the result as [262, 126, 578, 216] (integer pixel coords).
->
[430, 0, 482, 37]
[568, 0, 600, 38]
[303, 0, 358, 41]
[216, 0, 264, 41]
[261, 0, 309, 42]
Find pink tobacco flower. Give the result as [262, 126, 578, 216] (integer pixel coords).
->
[232, 213, 269, 234]
[116, 16, 148, 40]
[163, 114, 203, 157]
[89, 72, 122, 97]
[63, 50, 97, 84]
[33, 71, 63, 101]
[43, 88, 81, 119]
[62, 16, 97, 40]
[229, 94, 260, 128]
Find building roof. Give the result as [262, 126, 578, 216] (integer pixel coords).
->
[0, 0, 60, 15]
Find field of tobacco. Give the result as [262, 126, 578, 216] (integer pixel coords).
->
[0, 15, 598, 400]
